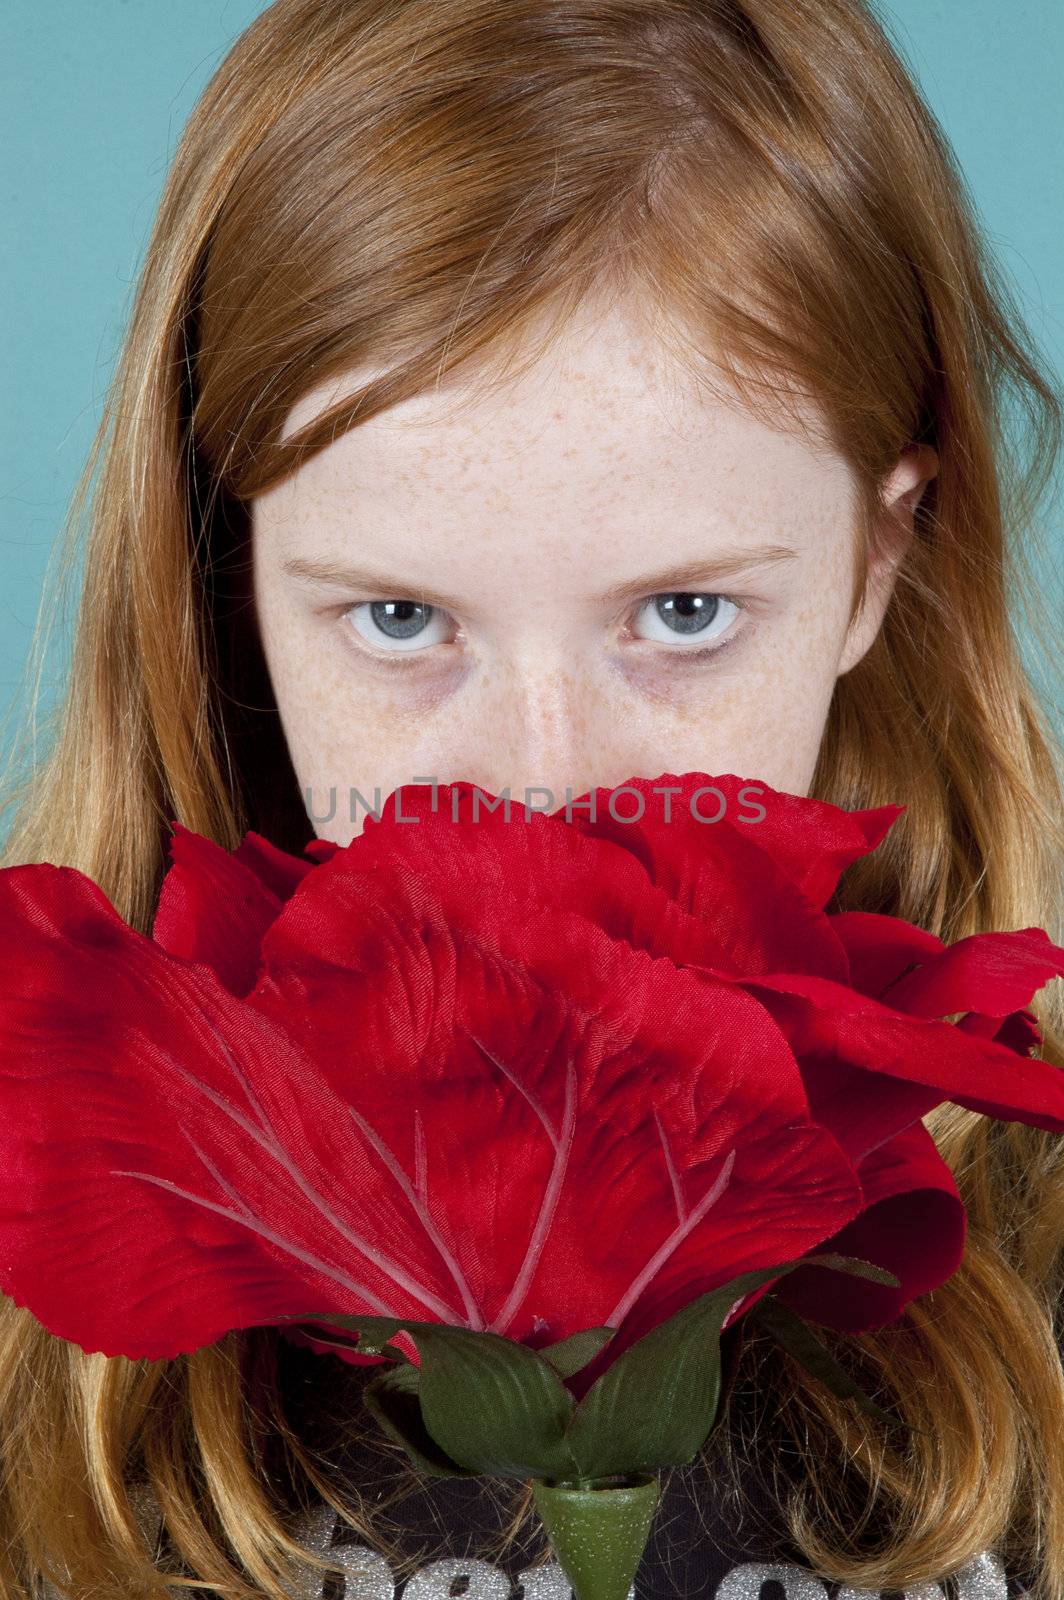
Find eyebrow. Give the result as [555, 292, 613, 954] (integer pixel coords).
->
[281, 543, 799, 609]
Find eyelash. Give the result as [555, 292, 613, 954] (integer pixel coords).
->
[337, 593, 750, 668]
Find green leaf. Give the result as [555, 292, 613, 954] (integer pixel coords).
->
[361, 1364, 479, 1478]
[411, 1324, 580, 1480]
[285, 1330, 365, 1354]
[269, 1251, 903, 1482]
[561, 1264, 763, 1478]
[275, 1322, 415, 1364]
[561, 1251, 901, 1478]
[272, 1312, 580, 1478]
[746, 1294, 933, 1438]
[269, 1311, 423, 1355]
[797, 1251, 901, 1290]
[538, 1326, 616, 1380]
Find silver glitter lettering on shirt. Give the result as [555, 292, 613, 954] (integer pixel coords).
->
[718, 1565, 831, 1600]
[282, 1504, 632, 1600]
[404, 1556, 513, 1598]
[285, 1505, 1014, 1600]
[280, 1505, 395, 1599]
[953, 1549, 1012, 1600]
[35, 1494, 1021, 1600]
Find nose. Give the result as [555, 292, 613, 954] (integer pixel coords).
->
[454, 657, 639, 814]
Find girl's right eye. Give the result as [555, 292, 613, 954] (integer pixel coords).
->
[344, 599, 454, 654]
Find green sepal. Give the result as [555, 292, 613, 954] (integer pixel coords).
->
[560, 1262, 773, 1477]
[280, 1323, 415, 1364]
[538, 1327, 616, 1380]
[269, 1250, 902, 1483]
[408, 1323, 581, 1479]
[779, 1250, 901, 1291]
[269, 1312, 426, 1356]
[560, 1251, 901, 1478]
[361, 1362, 479, 1478]
[271, 1311, 580, 1479]
[745, 1292, 932, 1438]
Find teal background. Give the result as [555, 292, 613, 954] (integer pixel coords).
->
[2, 2, 1062, 796]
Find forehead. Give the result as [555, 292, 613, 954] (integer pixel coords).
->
[280, 291, 835, 443]
[261, 297, 853, 539]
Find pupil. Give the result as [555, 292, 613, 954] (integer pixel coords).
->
[370, 599, 431, 639]
[656, 593, 718, 635]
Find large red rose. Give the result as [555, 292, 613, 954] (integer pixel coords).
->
[0, 772, 1060, 1376]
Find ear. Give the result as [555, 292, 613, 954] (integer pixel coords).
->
[837, 443, 938, 676]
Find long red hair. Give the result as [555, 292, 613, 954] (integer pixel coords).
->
[2, 3, 1062, 1595]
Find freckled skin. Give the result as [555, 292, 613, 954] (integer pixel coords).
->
[251, 297, 937, 844]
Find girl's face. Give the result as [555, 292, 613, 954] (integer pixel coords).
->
[251, 300, 935, 844]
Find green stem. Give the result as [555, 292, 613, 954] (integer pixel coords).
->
[531, 1473, 661, 1600]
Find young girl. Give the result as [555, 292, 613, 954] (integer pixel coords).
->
[2, 1, 1062, 1597]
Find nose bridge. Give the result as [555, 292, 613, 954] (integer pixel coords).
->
[507, 656, 578, 784]
[486, 650, 599, 807]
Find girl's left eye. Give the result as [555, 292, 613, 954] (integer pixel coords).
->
[339, 591, 746, 661]
[629, 592, 743, 654]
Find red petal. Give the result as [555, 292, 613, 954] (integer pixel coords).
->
[151, 826, 333, 997]
[0, 796, 992, 1383]
[233, 829, 325, 899]
[876, 927, 1064, 1018]
[957, 1008, 1042, 1053]
[5, 854, 862, 1368]
[740, 970, 1064, 1154]
[552, 772, 902, 911]
[254, 881, 865, 1350]
[0, 865, 473, 1359]
[302, 837, 341, 866]
[772, 1120, 966, 1332]
[260, 782, 852, 992]
[828, 910, 945, 998]
[152, 825, 296, 995]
